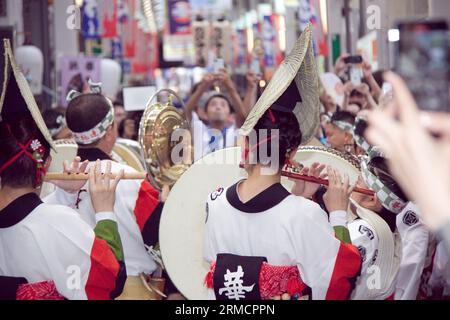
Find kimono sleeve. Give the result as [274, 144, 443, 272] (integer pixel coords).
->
[288, 202, 361, 300]
[31, 206, 126, 300]
[130, 179, 163, 247]
[395, 203, 429, 300]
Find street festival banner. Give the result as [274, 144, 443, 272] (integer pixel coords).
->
[233, 27, 248, 73]
[168, 0, 192, 35]
[81, 0, 119, 40]
[212, 20, 232, 67]
[59, 56, 101, 107]
[192, 20, 210, 67]
[164, 0, 194, 63]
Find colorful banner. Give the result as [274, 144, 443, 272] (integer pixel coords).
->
[82, 0, 119, 39]
[168, 0, 192, 35]
[212, 20, 232, 66]
[261, 15, 277, 69]
[60, 56, 101, 106]
[192, 20, 210, 67]
[234, 28, 248, 67]
[82, 0, 101, 39]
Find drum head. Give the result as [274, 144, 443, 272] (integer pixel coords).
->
[40, 140, 78, 198]
[113, 142, 145, 172]
[160, 147, 246, 300]
[160, 146, 360, 300]
[292, 146, 360, 184]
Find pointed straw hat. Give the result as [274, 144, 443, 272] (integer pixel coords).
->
[240, 23, 320, 145]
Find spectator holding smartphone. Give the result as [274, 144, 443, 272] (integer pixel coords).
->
[366, 72, 450, 256]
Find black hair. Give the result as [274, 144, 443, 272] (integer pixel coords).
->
[331, 110, 356, 126]
[42, 109, 65, 132]
[367, 156, 409, 231]
[66, 94, 112, 133]
[249, 109, 302, 170]
[204, 93, 234, 114]
[0, 116, 51, 188]
[118, 117, 137, 140]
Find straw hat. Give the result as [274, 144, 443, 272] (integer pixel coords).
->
[0, 39, 55, 149]
[240, 23, 320, 145]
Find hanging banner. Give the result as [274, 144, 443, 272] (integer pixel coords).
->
[192, 20, 210, 67]
[212, 20, 232, 66]
[234, 28, 248, 69]
[82, 0, 119, 39]
[82, 0, 101, 39]
[99, 0, 118, 39]
[59, 56, 101, 107]
[132, 31, 159, 73]
[168, 0, 192, 35]
[261, 15, 277, 69]
[121, 0, 136, 58]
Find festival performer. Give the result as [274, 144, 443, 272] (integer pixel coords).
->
[203, 25, 362, 301]
[43, 83, 170, 298]
[351, 121, 430, 299]
[324, 110, 357, 155]
[343, 151, 430, 300]
[0, 39, 125, 300]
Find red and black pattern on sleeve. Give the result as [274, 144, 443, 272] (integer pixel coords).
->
[134, 180, 164, 247]
[85, 238, 126, 300]
[325, 243, 362, 300]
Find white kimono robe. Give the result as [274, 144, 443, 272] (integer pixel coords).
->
[0, 193, 125, 300]
[203, 182, 361, 300]
[44, 148, 162, 276]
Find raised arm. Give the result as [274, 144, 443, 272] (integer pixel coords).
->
[216, 68, 247, 128]
[242, 71, 260, 118]
[184, 73, 215, 122]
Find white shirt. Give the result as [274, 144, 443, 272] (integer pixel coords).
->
[191, 112, 237, 161]
[203, 182, 359, 300]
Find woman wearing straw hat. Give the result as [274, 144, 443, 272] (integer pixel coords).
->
[202, 26, 362, 300]
[0, 39, 125, 300]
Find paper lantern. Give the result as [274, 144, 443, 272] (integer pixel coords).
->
[100, 58, 122, 98]
[15, 45, 44, 95]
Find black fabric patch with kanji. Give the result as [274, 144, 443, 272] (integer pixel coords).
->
[213, 254, 267, 301]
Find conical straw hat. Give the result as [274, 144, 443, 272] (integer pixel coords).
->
[0, 39, 55, 149]
[240, 23, 320, 145]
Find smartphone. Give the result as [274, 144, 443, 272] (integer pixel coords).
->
[250, 58, 262, 77]
[395, 20, 450, 112]
[213, 58, 225, 73]
[344, 55, 363, 64]
[382, 82, 393, 95]
[344, 55, 363, 86]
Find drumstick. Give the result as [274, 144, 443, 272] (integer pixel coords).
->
[238, 163, 375, 196]
[44, 172, 148, 181]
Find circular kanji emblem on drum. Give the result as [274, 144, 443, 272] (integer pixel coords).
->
[403, 210, 419, 226]
[210, 188, 224, 201]
[357, 246, 367, 262]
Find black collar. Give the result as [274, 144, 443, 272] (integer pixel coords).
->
[77, 148, 112, 162]
[0, 193, 42, 228]
[226, 182, 290, 213]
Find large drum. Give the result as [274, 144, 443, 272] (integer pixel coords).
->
[159, 146, 361, 300]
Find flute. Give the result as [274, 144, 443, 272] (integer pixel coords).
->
[281, 169, 375, 196]
[239, 163, 375, 196]
[44, 172, 148, 181]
